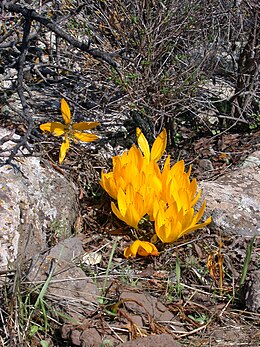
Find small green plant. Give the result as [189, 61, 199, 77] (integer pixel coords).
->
[40, 341, 50, 347]
[16, 279, 52, 343]
[165, 256, 184, 301]
[175, 255, 183, 297]
[239, 235, 256, 288]
[12, 249, 69, 344]
[98, 238, 118, 305]
[249, 112, 260, 130]
[188, 312, 209, 325]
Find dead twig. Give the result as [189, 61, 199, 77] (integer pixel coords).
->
[5, 3, 120, 69]
[0, 5, 34, 166]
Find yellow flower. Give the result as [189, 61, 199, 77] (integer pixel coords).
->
[100, 145, 144, 200]
[101, 127, 212, 250]
[111, 185, 148, 229]
[161, 159, 201, 211]
[136, 127, 167, 162]
[40, 98, 100, 163]
[100, 128, 166, 201]
[154, 199, 212, 243]
[124, 240, 159, 258]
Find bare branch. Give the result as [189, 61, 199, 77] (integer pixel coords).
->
[5, 2, 120, 68]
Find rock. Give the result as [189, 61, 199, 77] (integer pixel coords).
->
[80, 328, 103, 347]
[242, 152, 260, 168]
[199, 158, 214, 171]
[0, 128, 78, 271]
[61, 322, 104, 347]
[117, 333, 181, 347]
[209, 323, 259, 346]
[244, 269, 260, 313]
[27, 237, 98, 311]
[119, 289, 183, 331]
[201, 151, 260, 236]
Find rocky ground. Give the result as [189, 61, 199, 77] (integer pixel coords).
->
[0, 127, 259, 346]
[0, 1, 259, 346]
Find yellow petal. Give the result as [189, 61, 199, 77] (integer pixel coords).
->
[125, 207, 141, 229]
[124, 240, 141, 258]
[155, 224, 168, 243]
[61, 98, 71, 125]
[180, 216, 212, 237]
[153, 201, 165, 229]
[73, 132, 99, 142]
[187, 165, 192, 178]
[124, 240, 159, 258]
[171, 160, 185, 177]
[155, 202, 182, 243]
[100, 171, 118, 200]
[128, 145, 143, 168]
[193, 200, 206, 224]
[113, 186, 142, 228]
[117, 188, 127, 217]
[111, 201, 124, 221]
[182, 208, 195, 231]
[138, 241, 159, 256]
[151, 129, 167, 162]
[72, 122, 100, 130]
[136, 128, 150, 159]
[40, 122, 65, 136]
[162, 155, 171, 179]
[59, 137, 70, 164]
[124, 161, 139, 186]
[190, 182, 201, 207]
[163, 219, 182, 243]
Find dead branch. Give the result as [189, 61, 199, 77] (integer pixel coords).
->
[0, 3, 34, 165]
[4, 2, 120, 69]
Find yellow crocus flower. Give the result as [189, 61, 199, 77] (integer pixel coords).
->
[111, 185, 148, 229]
[101, 126, 211, 252]
[124, 240, 159, 258]
[100, 145, 144, 199]
[161, 159, 201, 211]
[101, 129, 165, 201]
[154, 200, 212, 243]
[40, 98, 99, 163]
[136, 127, 167, 162]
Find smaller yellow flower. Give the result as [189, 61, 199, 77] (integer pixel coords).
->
[111, 185, 147, 229]
[154, 200, 212, 243]
[124, 240, 159, 258]
[40, 98, 100, 163]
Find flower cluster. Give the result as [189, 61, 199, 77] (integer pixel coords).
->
[40, 98, 99, 164]
[101, 128, 211, 258]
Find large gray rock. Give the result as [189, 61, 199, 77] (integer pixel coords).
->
[244, 269, 260, 313]
[0, 128, 78, 271]
[201, 151, 260, 236]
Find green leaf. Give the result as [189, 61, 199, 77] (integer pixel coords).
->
[30, 325, 39, 336]
[239, 235, 256, 288]
[40, 341, 49, 347]
[176, 255, 182, 296]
